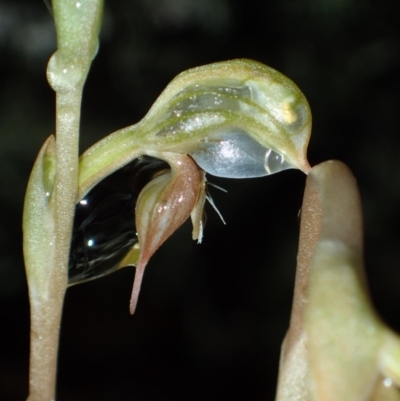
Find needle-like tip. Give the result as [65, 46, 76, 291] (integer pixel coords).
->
[129, 264, 145, 315]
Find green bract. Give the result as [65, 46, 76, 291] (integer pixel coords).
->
[23, 136, 56, 300]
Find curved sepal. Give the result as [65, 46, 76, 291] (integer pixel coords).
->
[130, 153, 203, 314]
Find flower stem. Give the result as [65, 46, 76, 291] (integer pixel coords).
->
[27, 294, 65, 401]
[24, 2, 103, 398]
[26, 86, 83, 401]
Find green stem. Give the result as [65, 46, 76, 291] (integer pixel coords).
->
[52, 89, 81, 283]
[24, 1, 103, 398]
[27, 293, 65, 401]
[26, 87, 83, 401]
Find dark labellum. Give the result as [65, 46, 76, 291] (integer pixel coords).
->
[68, 156, 170, 285]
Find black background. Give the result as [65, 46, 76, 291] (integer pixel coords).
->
[1, 0, 400, 400]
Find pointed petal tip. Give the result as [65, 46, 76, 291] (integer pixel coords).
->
[129, 262, 147, 315]
[129, 301, 136, 315]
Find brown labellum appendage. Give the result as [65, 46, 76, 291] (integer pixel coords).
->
[130, 153, 206, 314]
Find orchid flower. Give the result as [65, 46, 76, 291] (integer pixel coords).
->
[61, 59, 312, 313]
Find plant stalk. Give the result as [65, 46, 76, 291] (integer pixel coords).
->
[27, 87, 83, 401]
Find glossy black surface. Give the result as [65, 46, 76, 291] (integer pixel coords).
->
[68, 156, 169, 285]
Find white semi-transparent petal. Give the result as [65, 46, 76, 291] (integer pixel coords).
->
[190, 130, 293, 178]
